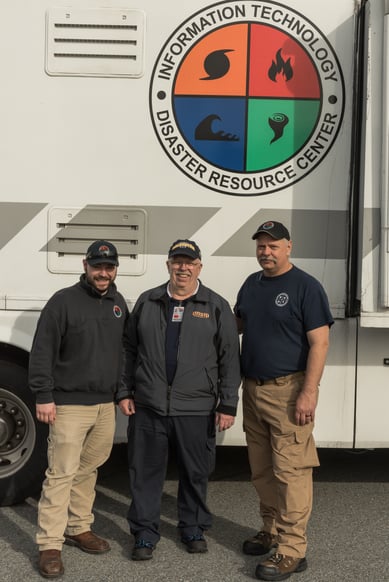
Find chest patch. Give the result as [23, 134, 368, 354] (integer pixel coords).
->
[275, 293, 289, 307]
[192, 310, 210, 319]
[113, 305, 123, 318]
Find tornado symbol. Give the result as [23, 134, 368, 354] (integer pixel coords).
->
[268, 113, 289, 144]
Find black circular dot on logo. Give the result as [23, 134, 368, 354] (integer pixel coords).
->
[157, 91, 166, 100]
[328, 95, 337, 104]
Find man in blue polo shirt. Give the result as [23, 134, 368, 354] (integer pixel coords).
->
[234, 221, 333, 581]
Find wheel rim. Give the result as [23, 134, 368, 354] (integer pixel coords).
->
[0, 387, 36, 478]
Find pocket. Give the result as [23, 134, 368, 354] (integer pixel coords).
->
[126, 414, 136, 464]
[46, 435, 55, 474]
[204, 367, 217, 396]
[292, 427, 320, 469]
[206, 414, 216, 474]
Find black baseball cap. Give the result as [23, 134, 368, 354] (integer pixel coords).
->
[252, 221, 290, 241]
[168, 239, 201, 260]
[85, 240, 119, 266]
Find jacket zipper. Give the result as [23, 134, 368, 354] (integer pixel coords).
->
[167, 385, 172, 414]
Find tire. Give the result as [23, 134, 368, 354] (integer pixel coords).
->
[0, 360, 48, 506]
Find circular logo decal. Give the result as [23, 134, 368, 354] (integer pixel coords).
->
[150, 0, 344, 196]
[262, 221, 275, 230]
[113, 305, 123, 318]
[275, 293, 289, 307]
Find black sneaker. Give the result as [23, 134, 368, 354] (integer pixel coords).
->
[243, 531, 278, 559]
[181, 534, 208, 553]
[131, 539, 154, 561]
[255, 553, 308, 581]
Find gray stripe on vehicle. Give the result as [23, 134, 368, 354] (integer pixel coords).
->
[141, 206, 220, 253]
[0, 203, 47, 250]
[213, 209, 348, 259]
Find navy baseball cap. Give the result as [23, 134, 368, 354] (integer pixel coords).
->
[252, 221, 290, 241]
[168, 239, 201, 260]
[85, 240, 119, 266]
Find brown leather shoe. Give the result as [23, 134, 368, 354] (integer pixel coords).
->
[243, 531, 278, 559]
[38, 550, 64, 578]
[64, 531, 110, 554]
[255, 553, 308, 581]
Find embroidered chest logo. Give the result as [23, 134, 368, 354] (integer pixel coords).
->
[113, 305, 123, 318]
[192, 310, 210, 318]
[275, 293, 289, 307]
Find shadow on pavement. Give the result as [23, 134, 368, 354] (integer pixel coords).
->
[99, 445, 389, 485]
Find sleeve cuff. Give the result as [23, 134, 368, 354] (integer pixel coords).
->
[35, 392, 54, 405]
[216, 404, 237, 416]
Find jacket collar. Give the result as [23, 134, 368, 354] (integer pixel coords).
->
[150, 280, 208, 303]
[79, 274, 117, 299]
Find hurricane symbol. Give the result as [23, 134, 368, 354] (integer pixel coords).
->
[201, 49, 233, 80]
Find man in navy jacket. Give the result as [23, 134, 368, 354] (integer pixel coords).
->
[118, 239, 241, 560]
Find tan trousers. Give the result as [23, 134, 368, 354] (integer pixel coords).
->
[243, 375, 319, 558]
[37, 403, 115, 551]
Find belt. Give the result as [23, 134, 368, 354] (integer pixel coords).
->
[246, 371, 305, 386]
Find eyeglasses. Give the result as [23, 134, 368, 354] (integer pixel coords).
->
[169, 260, 201, 269]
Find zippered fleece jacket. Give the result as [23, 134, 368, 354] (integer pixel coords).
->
[117, 282, 241, 416]
[29, 275, 128, 405]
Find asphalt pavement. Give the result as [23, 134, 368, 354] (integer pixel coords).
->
[0, 446, 389, 581]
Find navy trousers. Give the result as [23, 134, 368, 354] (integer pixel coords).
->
[127, 406, 216, 545]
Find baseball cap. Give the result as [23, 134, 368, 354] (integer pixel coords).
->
[168, 239, 201, 260]
[251, 221, 290, 241]
[85, 240, 119, 266]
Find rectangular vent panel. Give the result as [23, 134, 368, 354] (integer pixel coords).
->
[46, 8, 145, 77]
[47, 206, 147, 275]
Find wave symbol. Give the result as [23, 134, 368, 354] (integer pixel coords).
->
[195, 114, 239, 141]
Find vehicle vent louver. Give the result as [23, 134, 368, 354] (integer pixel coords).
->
[47, 206, 147, 275]
[46, 8, 145, 77]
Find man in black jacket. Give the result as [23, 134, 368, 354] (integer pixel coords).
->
[29, 240, 128, 579]
[118, 239, 241, 561]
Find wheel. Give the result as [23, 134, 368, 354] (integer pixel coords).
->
[0, 360, 48, 506]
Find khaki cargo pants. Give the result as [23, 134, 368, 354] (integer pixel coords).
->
[243, 374, 319, 558]
[37, 402, 115, 551]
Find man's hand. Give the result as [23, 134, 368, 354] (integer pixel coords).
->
[295, 390, 318, 425]
[215, 413, 235, 432]
[118, 398, 136, 416]
[295, 324, 329, 425]
[36, 402, 56, 425]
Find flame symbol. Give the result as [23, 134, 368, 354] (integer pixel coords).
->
[268, 49, 293, 82]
